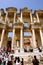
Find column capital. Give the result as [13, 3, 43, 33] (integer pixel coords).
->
[3, 27, 6, 30]
[21, 27, 23, 30]
[31, 28, 35, 30]
[13, 26, 15, 29]
[39, 27, 42, 30]
[20, 26, 23, 29]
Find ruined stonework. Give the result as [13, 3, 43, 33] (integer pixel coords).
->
[0, 7, 43, 50]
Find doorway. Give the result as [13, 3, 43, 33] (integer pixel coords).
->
[35, 29, 41, 47]
[7, 41, 11, 51]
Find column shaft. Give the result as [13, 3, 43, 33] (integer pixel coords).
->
[17, 41, 19, 48]
[14, 13, 16, 23]
[40, 29, 43, 46]
[0, 10, 1, 16]
[30, 12, 33, 23]
[21, 12, 22, 21]
[12, 29, 15, 50]
[36, 13, 40, 23]
[20, 28, 23, 48]
[5, 12, 8, 23]
[0, 29, 5, 48]
[32, 29, 37, 48]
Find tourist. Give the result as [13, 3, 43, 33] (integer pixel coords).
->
[7, 47, 11, 52]
[14, 57, 20, 65]
[32, 55, 39, 65]
[0, 58, 2, 65]
[17, 57, 20, 65]
[17, 57, 20, 63]
[7, 61, 12, 65]
[38, 47, 42, 52]
[14, 57, 16, 65]
[21, 58, 24, 65]
[1, 57, 4, 65]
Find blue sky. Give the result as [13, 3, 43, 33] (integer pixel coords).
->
[0, 0, 43, 12]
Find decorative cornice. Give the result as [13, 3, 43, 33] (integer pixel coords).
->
[6, 7, 17, 12]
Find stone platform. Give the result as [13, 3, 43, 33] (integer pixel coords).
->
[10, 52, 43, 65]
[10, 52, 43, 60]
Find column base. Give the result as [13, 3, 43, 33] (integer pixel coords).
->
[33, 48, 39, 53]
[20, 48, 24, 53]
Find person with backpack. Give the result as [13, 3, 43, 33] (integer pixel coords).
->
[32, 55, 39, 65]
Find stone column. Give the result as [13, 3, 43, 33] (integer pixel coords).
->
[20, 28, 23, 49]
[17, 40, 19, 48]
[0, 29, 5, 48]
[40, 28, 43, 47]
[36, 12, 40, 23]
[12, 28, 15, 50]
[14, 12, 16, 23]
[32, 29, 37, 48]
[30, 12, 33, 23]
[21, 12, 22, 21]
[0, 10, 1, 16]
[5, 12, 8, 23]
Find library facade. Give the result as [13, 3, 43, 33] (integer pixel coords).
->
[0, 7, 43, 51]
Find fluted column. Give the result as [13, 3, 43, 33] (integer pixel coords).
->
[36, 12, 40, 23]
[12, 28, 15, 50]
[20, 28, 23, 49]
[40, 28, 43, 47]
[32, 29, 37, 48]
[0, 29, 5, 48]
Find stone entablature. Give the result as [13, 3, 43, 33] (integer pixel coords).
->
[0, 7, 43, 50]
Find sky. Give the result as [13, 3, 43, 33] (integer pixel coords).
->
[0, 0, 43, 12]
